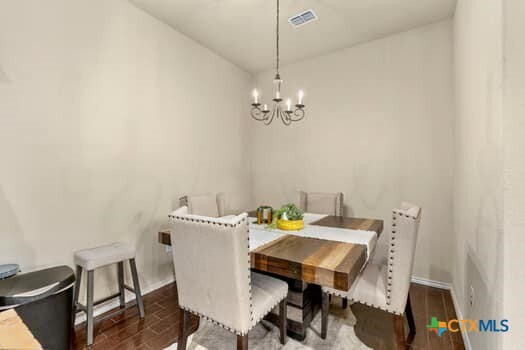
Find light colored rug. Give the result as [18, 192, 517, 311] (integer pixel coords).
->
[165, 303, 371, 349]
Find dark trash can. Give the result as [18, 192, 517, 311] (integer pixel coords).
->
[0, 265, 75, 350]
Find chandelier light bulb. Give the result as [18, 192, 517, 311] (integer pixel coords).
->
[249, 0, 306, 126]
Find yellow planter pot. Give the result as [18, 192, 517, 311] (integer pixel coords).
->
[277, 219, 304, 231]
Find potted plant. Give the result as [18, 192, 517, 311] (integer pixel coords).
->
[274, 203, 304, 230]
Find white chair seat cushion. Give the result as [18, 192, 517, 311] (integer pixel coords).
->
[74, 242, 136, 270]
[323, 262, 390, 312]
[250, 272, 288, 326]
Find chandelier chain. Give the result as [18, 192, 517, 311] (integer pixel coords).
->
[276, 0, 280, 74]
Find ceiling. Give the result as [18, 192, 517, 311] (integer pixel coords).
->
[130, 0, 456, 73]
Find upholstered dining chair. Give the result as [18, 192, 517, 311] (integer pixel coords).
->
[179, 192, 226, 217]
[298, 191, 344, 216]
[169, 206, 288, 350]
[320, 202, 421, 349]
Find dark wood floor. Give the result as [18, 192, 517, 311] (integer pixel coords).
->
[72, 282, 464, 350]
[350, 283, 464, 349]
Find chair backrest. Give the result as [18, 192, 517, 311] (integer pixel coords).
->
[298, 191, 343, 216]
[179, 193, 226, 217]
[386, 202, 421, 313]
[169, 206, 252, 334]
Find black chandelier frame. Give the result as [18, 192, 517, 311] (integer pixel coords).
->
[250, 0, 306, 126]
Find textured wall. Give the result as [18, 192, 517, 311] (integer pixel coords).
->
[503, 0, 525, 347]
[453, 0, 503, 348]
[249, 20, 455, 283]
[0, 0, 252, 301]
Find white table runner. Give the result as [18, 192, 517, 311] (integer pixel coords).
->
[248, 213, 378, 261]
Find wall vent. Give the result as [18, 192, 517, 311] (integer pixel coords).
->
[288, 9, 318, 27]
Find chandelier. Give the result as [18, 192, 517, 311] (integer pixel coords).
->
[251, 0, 305, 126]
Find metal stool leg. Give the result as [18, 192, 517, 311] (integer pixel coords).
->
[129, 258, 145, 318]
[117, 261, 126, 308]
[71, 265, 82, 329]
[86, 270, 95, 346]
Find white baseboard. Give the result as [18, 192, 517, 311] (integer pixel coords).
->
[411, 275, 472, 350]
[74, 275, 175, 325]
[411, 276, 451, 290]
[74, 274, 472, 349]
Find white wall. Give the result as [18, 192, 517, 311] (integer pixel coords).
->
[503, 0, 525, 347]
[453, 0, 503, 348]
[249, 20, 455, 283]
[0, 0, 252, 301]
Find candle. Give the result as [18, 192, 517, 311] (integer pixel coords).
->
[286, 99, 292, 111]
[253, 89, 259, 104]
[275, 91, 280, 99]
[298, 90, 304, 105]
[263, 104, 268, 111]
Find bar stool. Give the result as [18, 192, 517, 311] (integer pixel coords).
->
[73, 242, 144, 346]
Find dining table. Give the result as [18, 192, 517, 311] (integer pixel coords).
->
[158, 211, 383, 340]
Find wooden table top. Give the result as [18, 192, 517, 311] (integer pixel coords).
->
[158, 214, 383, 291]
[310, 215, 383, 233]
[159, 215, 383, 245]
[251, 234, 366, 291]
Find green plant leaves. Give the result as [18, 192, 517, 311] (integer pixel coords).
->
[274, 203, 304, 221]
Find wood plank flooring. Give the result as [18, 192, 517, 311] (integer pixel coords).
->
[72, 282, 464, 350]
[350, 283, 464, 349]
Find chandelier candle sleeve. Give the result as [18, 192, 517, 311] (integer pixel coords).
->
[249, 0, 306, 126]
[274, 76, 282, 99]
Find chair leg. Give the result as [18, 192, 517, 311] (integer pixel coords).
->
[117, 261, 126, 308]
[279, 299, 287, 345]
[71, 265, 82, 330]
[405, 294, 416, 343]
[393, 314, 406, 350]
[321, 292, 329, 340]
[86, 270, 94, 346]
[237, 334, 248, 350]
[129, 258, 145, 318]
[342, 297, 348, 309]
[177, 308, 189, 350]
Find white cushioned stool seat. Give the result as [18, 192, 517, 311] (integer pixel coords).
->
[250, 272, 288, 326]
[73, 241, 144, 346]
[74, 242, 136, 271]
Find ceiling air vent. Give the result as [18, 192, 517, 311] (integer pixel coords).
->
[288, 9, 318, 27]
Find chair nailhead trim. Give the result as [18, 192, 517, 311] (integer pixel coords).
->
[251, 295, 287, 328]
[247, 226, 253, 325]
[180, 306, 252, 336]
[170, 213, 255, 334]
[169, 214, 247, 228]
[321, 290, 402, 315]
[323, 206, 420, 316]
